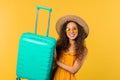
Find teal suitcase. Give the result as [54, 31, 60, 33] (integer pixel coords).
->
[16, 6, 56, 80]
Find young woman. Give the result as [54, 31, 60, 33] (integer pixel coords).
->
[53, 15, 89, 80]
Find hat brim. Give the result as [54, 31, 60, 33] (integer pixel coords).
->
[56, 15, 89, 37]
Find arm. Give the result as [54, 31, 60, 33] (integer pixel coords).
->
[56, 48, 88, 74]
[53, 49, 57, 68]
[54, 49, 57, 61]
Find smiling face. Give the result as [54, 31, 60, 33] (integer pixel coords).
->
[66, 22, 78, 40]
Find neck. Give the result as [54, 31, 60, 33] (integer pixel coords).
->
[69, 39, 75, 45]
[68, 39, 76, 52]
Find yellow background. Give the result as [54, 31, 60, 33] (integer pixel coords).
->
[0, 0, 120, 80]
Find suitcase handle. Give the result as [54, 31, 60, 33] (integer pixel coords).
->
[34, 6, 52, 37]
[37, 6, 52, 12]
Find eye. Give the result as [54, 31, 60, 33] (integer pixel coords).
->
[66, 28, 70, 31]
[72, 27, 78, 32]
[73, 28, 77, 30]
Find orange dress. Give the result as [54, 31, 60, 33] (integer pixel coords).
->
[53, 51, 77, 80]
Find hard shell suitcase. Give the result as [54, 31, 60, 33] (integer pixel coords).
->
[16, 6, 56, 80]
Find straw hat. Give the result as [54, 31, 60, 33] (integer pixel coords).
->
[56, 15, 89, 37]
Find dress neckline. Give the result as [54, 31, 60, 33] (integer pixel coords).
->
[62, 51, 76, 56]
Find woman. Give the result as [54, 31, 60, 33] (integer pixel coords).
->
[53, 15, 89, 80]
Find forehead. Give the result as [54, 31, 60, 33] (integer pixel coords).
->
[66, 22, 77, 28]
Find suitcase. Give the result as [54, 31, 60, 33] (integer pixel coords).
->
[16, 6, 56, 80]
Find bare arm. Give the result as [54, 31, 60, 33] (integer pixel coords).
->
[54, 49, 57, 61]
[53, 49, 57, 67]
[56, 48, 88, 74]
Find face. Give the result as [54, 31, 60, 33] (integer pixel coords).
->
[66, 22, 78, 40]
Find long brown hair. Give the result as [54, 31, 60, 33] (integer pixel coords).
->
[56, 21, 87, 60]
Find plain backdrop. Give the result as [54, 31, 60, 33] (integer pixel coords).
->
[0, 0, 120, 80]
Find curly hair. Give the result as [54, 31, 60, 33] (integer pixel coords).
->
[56, 21, 87, 60]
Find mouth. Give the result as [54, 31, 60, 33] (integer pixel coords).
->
[69, 33, 76, 37]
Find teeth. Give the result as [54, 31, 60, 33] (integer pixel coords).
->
[70, 34, 75, 37]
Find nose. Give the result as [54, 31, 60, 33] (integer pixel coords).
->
[70, 30, 74, 33]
